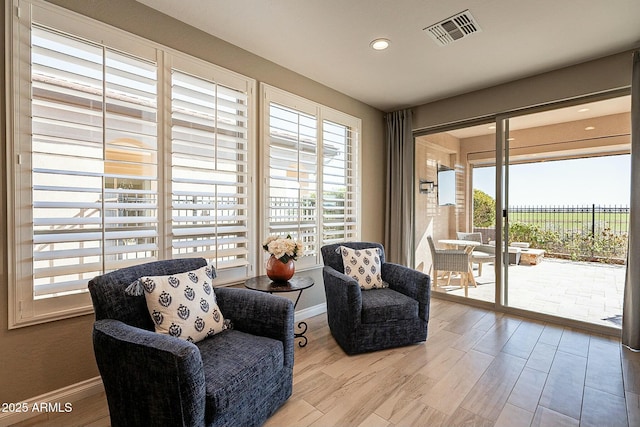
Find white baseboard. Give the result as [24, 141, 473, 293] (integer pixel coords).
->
[295, 302, 326, 322]
[0, 376, 104, 425]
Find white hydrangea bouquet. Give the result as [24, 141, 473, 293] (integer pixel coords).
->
[262, 234, 303, 263]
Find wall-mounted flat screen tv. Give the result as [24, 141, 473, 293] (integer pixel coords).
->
[437, 166, 456, 206]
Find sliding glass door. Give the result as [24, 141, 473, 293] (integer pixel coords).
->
[416, 93, 630, 330]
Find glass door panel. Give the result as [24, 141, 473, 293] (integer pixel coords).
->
[414, 123, 496, 303]
[503, 96, 630, 328]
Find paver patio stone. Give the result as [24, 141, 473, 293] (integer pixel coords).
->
[437, 258, 625, 328]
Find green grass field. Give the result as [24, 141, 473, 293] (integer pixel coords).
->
[509, 208, 629, 234]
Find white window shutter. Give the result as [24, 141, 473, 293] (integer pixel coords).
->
[263, 86, 361, 267]
[31, 27, 159, 298]
[267, 103, 318, 257]
[322, 119, 359, 244]
[170, 70, 250, 280]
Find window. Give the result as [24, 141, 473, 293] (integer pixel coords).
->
[169, 67, 252, 283]
[7, 0, 255, 327]
[29, 27, 159, 302]
[262, 85, 360, 268]
[266, 102, 318, 258]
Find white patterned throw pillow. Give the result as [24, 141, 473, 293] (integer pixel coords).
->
[339, 246, 388, 290]
[135, 265, 227, 343]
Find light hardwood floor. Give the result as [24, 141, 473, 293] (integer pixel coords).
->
[13, 299, 640, 427]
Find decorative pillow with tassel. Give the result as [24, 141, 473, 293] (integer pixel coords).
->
[126, 264, 228, 343]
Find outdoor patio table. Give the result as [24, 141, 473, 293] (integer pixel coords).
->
[437, 239, 482, 249]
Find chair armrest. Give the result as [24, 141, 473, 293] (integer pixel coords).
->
[93, 319, 206, 427]
[382, 263, 431, 321]
[322, 266, 362, 327]
[432, 250, 471, 272]
[476, 244, 496, 255]
[215, 287, 294, 368]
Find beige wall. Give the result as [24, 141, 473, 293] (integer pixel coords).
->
[0, 0, 385, 402]
[413, 51, 634, 132]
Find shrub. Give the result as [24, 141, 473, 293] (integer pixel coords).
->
[473, 189, 495, 227]
[507, 221, 561, 250]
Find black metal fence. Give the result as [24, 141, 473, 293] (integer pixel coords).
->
[507, 204, 629, 262]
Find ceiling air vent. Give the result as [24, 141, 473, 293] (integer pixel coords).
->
[424, 10, 481, 46]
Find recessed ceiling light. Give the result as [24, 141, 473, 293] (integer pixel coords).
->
[370, 38, 390, 50]
[585, 126, 595, 131]
[488, 125, 496, 130]
[578, 108, 590, 113]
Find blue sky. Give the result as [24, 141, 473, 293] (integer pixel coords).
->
[473, 154, 630, 206]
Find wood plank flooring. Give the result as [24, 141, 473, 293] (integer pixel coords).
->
[12, 299, 640, 427]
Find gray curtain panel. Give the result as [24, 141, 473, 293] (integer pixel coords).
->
[622, 50, 640, 351]
[384, 109, 414, 265]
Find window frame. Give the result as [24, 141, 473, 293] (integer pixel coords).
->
[6, 0, 256, 328]
[260, 84, 361, 270]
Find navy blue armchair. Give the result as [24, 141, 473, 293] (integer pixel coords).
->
[321, 242, 431, 355]
[88, 258, 294, 427]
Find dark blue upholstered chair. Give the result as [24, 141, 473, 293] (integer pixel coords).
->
[321, 242, 431, 355]
[88, 258, 294, 427]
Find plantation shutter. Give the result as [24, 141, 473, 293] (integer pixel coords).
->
[267, 102, 319, 258]
[170, 70, 250, 280]
[31, 26, 158, 298]
[322, 119, 359, 244]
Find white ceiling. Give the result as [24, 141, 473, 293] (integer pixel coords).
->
[137, 0, 640, 112]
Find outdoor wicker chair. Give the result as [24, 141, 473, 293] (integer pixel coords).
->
[427, 235, 475, 295]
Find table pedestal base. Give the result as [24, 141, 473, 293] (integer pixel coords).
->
[244, 275, 315, 348]
[295, 321, 308, 347]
